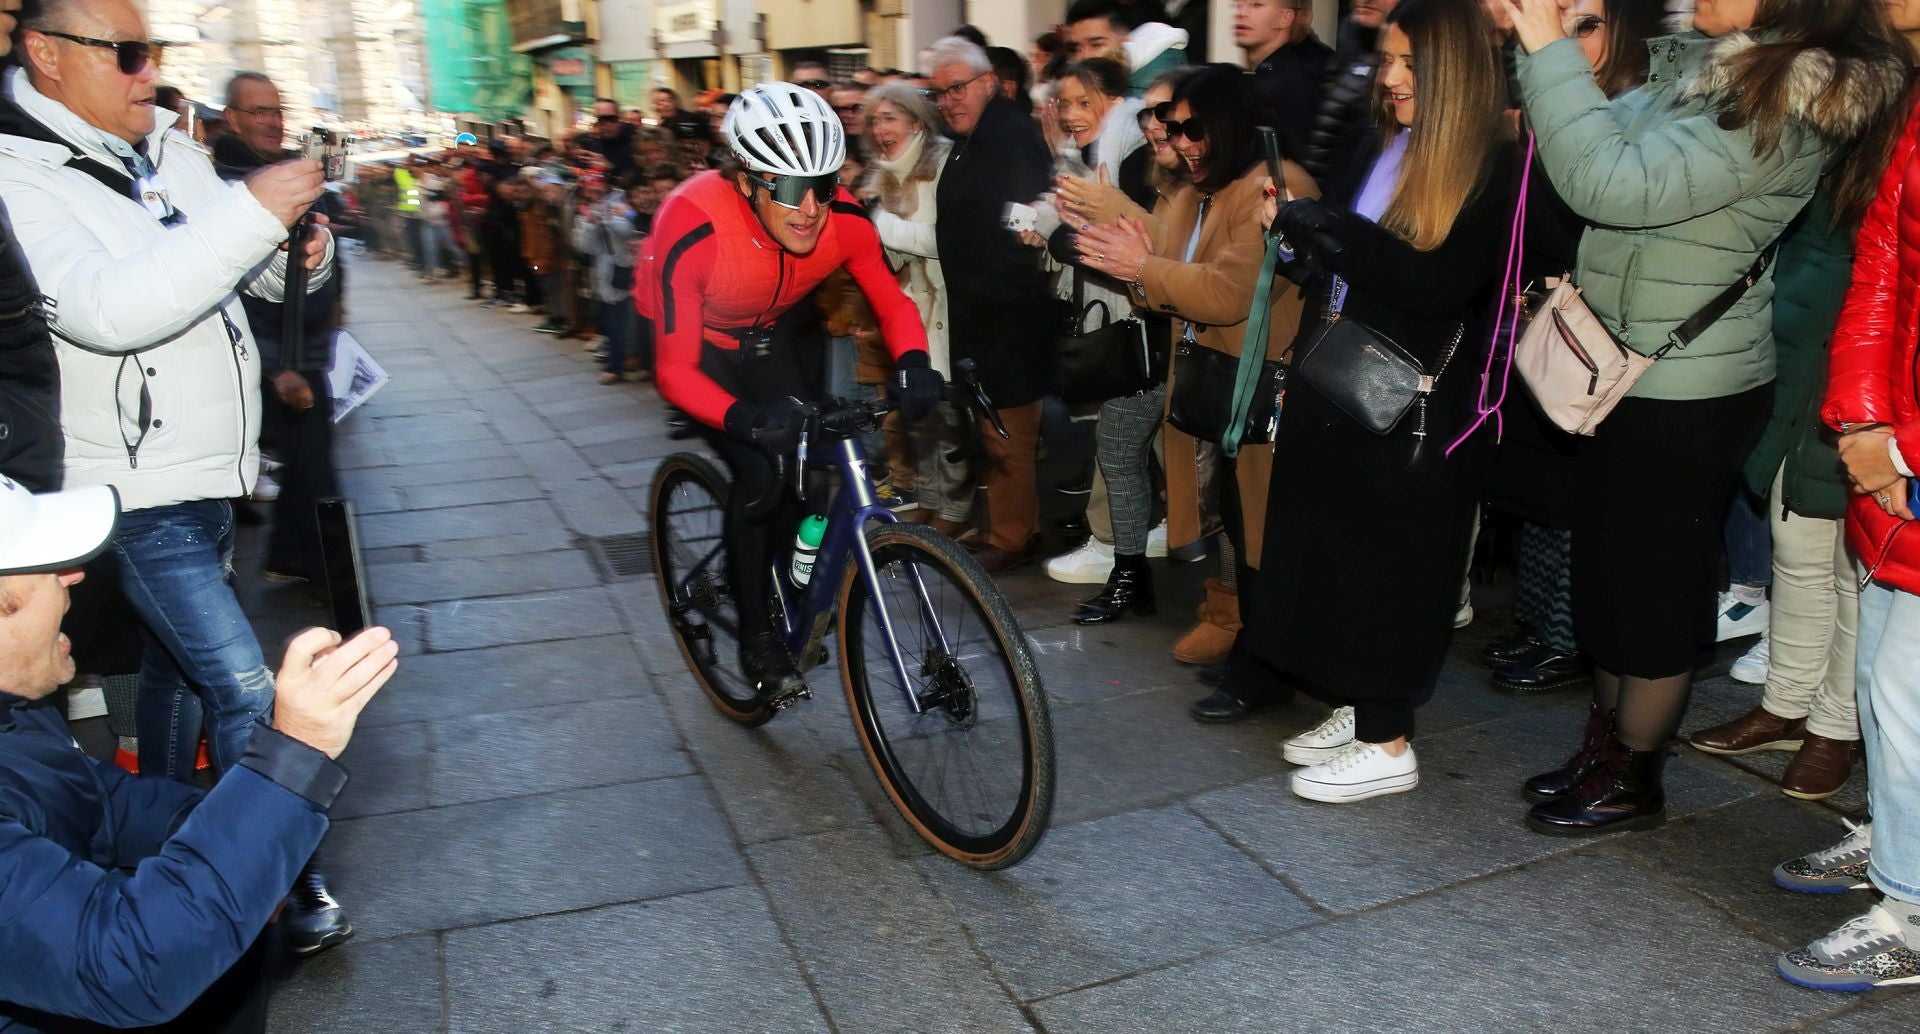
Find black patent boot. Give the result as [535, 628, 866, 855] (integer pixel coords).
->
[1521, 705, 1615, 803]
[1525, 738, 1668, 837]
[1072, 553, 1155, 625]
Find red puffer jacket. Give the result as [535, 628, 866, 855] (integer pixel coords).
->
[1825, 93, 1920, 595]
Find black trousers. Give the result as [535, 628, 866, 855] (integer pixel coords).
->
[264, 378, 339, 577]
[485, 236, 521, 299]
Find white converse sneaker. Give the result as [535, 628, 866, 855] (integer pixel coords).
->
[1045, 538, 1115, 584]
[1716, 587, 1770, 641]
[1282, 706, 1356, 765]
[1291, 740, 1419, 803]
[1730, 633, 1771, 685]
[1145, 521, 1169, 558]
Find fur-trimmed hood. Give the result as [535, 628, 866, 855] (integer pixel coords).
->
[1685, 30, 1910, 143]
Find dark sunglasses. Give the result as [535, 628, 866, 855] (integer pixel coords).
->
[795, 79, 834, 90]
[39, 31, 160, 76]
[595, 114, 621, 124]
[1147, 102, 1204, 141]
[834, 103, 864, 115]
[1573, 15, 1606, 38]
[746, 171, 837, 210]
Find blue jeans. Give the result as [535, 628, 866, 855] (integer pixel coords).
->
[112, 501, 275, 783]
[599, 298, 630, 376]
[1857, 579, 1920, 906]
[420, 221, 452, 273]
[1724, 487, 1772, 587]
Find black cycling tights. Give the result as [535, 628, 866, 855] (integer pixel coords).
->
[702, 429, 805, 641]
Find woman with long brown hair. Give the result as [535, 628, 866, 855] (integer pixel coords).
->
[1247, 0, 1515, 803]
[1504, 0, 1909, 836]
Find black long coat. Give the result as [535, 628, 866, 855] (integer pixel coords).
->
[1247, 146, 1515, 708]
[0, 200, 59, 491]
[935, 95, 1055, 409]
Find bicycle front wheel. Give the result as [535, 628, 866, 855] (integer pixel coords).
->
[649, 452, 773, 726]
[838, 523, 1055, 868]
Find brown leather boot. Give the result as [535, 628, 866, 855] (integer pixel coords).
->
[1173, 577, 1240, 665]
[1780, 734, 1857, 800]
[1686, 706, 1806, 756]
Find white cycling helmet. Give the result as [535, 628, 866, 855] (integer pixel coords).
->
[723, 83, 845, 178]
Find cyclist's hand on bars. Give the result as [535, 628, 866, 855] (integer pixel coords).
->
[726, 396, 807, 456]
[888, 352, 945, 423]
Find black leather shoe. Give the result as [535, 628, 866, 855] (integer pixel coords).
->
[1073, 554, 1155, 624]
[1479, 631, 1543, 669]
[1526, 739, 1668, 836]
[1196, 662, 1232, 685]
[285, 865, 354, 957]
[1522, 705, 1614, 803]
[1189, 688, 1258, 723]
[1054, 513, 1089, 533]
[1491, 648, 1591, 694]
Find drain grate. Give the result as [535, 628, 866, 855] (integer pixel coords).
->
[588, 532, 653, 579]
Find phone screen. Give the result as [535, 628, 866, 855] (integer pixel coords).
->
[316, 498, 370, 637]
[1257, 127, 1290, 204]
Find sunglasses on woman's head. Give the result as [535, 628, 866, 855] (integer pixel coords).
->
[746, 171, 838, 210]
[38, 31, 161, 76]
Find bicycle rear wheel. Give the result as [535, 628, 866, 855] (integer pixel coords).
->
[650, 452, 773, 726]
[838, 523, 1055, 868]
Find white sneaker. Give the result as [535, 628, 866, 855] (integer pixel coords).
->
[250, 473, 281, 503]
[1045, 538, 1115, 584]
[507, 303, 531, 315]
[1717, 587, 1770, 641]
[1283, 706, 1356, 765]
[1291, 741, 1419, 803]
[1145, 521, 1169, 558]
[259, 456, 285, 475]
[1454, 600, 1474, 629]
[1730, 633, 1771, 685]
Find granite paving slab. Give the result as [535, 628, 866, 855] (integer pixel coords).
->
[419, 585, 626, 652]
[428, 695, 692, 806]
[267, 934, 442, 1033]
[367, 549, 602, 606]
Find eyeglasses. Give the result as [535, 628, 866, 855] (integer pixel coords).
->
[795, 79, 834, 90]
[595, 114, 621, 124]
[834, 103, 864, 115]
[746, 171, 837, 210]
[1573, 15, 1606, 38]
[921, 72, 989, 104]
[37, 31, 161, 76]
[235, 105, 286, 119]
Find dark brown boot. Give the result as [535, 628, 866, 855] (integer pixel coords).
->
[1526, 738, 1668, 837]
[1521, 705, 1614, 804]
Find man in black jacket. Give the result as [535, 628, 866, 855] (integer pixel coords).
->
[928, 35, 1053, 572]
[1239, 0, 1332, 147]
[212, 70, 352, 957]
[0, 0, 56, 493]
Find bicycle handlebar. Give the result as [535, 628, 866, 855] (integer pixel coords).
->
[742, 359, 1006, 519]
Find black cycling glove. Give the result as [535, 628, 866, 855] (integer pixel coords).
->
[887, 351, 944, 423]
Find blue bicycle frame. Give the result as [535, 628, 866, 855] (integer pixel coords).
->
[765, 432, 951, 714]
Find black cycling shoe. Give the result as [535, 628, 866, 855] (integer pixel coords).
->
[740, 631, 809, 708]
[284, 865, 354, 957]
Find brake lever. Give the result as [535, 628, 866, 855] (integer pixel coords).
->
[953, 359, 1011, 440]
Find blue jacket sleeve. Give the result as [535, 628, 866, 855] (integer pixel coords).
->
[92, 758, 202, 868]
[0, 728, 340, 1027]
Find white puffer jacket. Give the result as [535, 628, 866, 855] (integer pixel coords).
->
[0, 68, 331, 510]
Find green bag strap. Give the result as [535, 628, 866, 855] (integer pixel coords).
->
[1220, 232, 1284, 458]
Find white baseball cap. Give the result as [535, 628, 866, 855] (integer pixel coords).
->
[0, 475, 119, 576]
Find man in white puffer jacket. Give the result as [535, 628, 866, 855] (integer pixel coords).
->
[0, 0, 352, 956]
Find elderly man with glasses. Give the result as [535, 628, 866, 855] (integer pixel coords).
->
[926, 35, 1054, 571]
[0, 0, 352, 956]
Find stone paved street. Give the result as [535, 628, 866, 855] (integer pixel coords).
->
[232, 250, 1920, 1032]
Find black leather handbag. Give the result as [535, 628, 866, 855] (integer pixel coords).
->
[1054, 270, 1156, 405]
[1292, 277, 1463, 437]
[1166, 341, 1286, 450]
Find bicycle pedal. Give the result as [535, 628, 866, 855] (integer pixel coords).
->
[762, 674, 812, 711]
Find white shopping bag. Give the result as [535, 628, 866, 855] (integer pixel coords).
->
[326, 329, 389, 423]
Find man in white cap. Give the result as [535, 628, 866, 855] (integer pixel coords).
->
[0, 474, 398, 1032]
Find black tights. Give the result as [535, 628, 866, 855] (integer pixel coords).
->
[1593, 668, 1691, 751]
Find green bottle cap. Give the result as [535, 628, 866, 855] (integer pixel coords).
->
[798, 514, 828, 548]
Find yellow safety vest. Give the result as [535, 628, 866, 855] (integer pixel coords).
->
[394, 167, 422, 214]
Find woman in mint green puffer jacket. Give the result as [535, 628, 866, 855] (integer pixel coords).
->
[1501, 0, 1909, 839]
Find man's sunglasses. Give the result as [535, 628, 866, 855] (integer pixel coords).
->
[795, 79, 834, 90]
[1148, 103, 1206, 142]
[747, 171, 837, 210]
[921, 72, 988, 103]
[38, 31, 161, 76]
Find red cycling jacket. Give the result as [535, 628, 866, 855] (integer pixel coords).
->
[633, 170, 928, 430]
[1825, 92, 1920, 596]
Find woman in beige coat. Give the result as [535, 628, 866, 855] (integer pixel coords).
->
[1079, 64, 1316, 719]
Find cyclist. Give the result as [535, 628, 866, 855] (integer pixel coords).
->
[636, 84, 945, 698]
